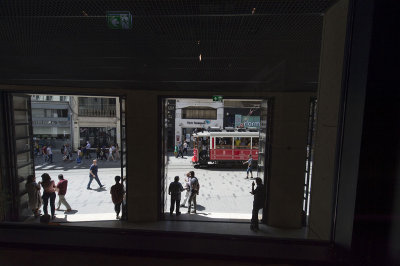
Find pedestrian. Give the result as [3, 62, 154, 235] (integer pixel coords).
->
[168, 176, 184, 215]
[111, 144, 116, 159]
[188, 171, 200, 214]
[115, 144, 120, 160]
[87, 159, 104, 189]
[85, 141, 91, 159]
[46, 145, 53, 163]
[67, 144, 73, 161]
[108, 146, 114, 161]
[178, 141, 183, 158]
[40, 173, 56, 220]
[42, 145, 47, 162]
[183, 141, 188, 155]
[243, 154, 253, 179]
[250, 177, 265, 231]
[110, 176, 124, 219]
[25, 175, 42, 218]
[180, 172, 191, 207]
[96, 146, 101, 159]
[174, 144, 179, 158]
[101, 146, 107, 160]
[76, 147, 82, 163]
[56, 174, 72, 212]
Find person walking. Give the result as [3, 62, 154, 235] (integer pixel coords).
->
[168, 176, 184, 215]
[188, 171, 200, 214]
[115, 144, 120, 160]
[76, 147, 82, 163]
[174, 143, 179, 158]
[108, 146, 114, 161]
[178, 141, 183, 158]
[250, 177, 266, 231]
[101, 146, 107, 160]
[180, 172, 191, 208]
[110, 176, 124, 219]
[46, 145, 53, 163]
[25, 175, 42, 218]
[40, 173, 56, 219]
[85, 141, 91, 159]
[243, 154, 254, 179]
[56, 174, 72, 212]
[87, 159, 104, 189]
[96, 146, 101, 160]
[183, 141, 188, 155]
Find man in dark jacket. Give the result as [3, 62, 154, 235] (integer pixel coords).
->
[250, 177, 265, 231]
[168, 176, 184, 215]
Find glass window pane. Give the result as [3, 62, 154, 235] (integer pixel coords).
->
[252, 137, 259, 149]
[17, 152, 32, 167]
[15, 125, 29, 139]
[13, 96, 27, 109]
[16, 138, 31, 153]
[122, 126, 126, 140]
[14, 110, 28, 124]
[234, 137, 251, 149]
[122, 113, 126, 126]
[122, 140, 126, 153]
[121, 99, 126, 112]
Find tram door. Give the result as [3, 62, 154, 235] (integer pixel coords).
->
[0, 93, 35, 221]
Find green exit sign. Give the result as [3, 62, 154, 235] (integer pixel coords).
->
[107, 11, 132, 29]
[212, 95, 223, 102]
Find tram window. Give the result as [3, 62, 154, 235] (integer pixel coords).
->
[234, 137, 251, 149]
[216, 137, 233, 149]
[252, 138, 259, 149]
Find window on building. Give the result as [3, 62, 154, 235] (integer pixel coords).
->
[45, 96, 53, 101]
[182, 107, 217, 119]
[32, 109, 44, 118]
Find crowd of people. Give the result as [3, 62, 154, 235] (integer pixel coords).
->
[25, 159, 125, 222]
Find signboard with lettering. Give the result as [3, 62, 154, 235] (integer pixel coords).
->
[235, 114, 260, 128]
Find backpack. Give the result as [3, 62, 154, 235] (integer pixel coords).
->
[191, 177, 199, 191]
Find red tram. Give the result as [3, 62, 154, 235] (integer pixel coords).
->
[191, 130, 259, 165]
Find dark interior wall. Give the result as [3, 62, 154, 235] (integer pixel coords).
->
[351, 0, 400, 264]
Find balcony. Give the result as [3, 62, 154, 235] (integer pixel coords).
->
[78, 105, 116, 117]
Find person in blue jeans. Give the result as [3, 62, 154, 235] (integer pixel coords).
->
[87, 159, 104, 189]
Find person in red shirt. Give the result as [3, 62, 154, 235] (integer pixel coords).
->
[56, 174, 72, 212]
[110, 176, 124, 219]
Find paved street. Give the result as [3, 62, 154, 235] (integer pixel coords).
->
[34, 151, 121, 222]
[165, 152, 258, 220]
[31, 150, 258, 222]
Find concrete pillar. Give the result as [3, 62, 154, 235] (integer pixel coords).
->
[308, 0, 349, 240]
[126, 91, 158, 221]
[265, 93, 311, 228]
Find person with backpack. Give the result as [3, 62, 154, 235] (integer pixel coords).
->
[188, 171, 200, 214]
[110, 176, 124, 219]
[168, 176, 184, 215]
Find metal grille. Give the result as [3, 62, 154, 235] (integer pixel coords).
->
[0, 0, 335, 87]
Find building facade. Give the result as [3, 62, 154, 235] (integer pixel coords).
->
[31, 95, 120, 150]
[174, 98, 223, 148]
[31, 95, 72, 149]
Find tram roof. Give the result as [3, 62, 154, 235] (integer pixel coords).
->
[193, 131, 259, 137]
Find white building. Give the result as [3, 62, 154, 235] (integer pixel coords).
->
[174, 98, 223, 147]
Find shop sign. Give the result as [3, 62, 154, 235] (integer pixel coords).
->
[235, 115, 260, 128]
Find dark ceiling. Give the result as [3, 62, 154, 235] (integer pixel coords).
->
[0, 0, 336, 91]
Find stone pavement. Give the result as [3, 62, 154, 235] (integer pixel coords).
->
[31, 151, 259, 222]
[165, 153, 259, 220]
[34, 151, 121, 222]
